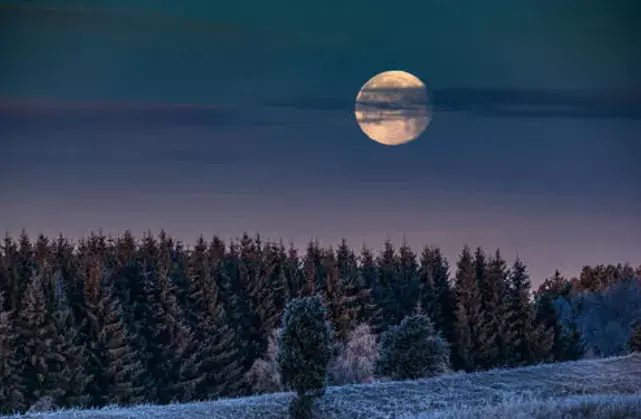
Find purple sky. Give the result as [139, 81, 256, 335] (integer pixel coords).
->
[1, 1, 640, 284]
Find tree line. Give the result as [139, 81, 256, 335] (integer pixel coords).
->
[0, 230, 639, 414]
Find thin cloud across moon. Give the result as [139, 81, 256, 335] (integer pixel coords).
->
[355, 70, 431, 146]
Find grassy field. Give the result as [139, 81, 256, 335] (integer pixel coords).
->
[8, 353, 641, 419]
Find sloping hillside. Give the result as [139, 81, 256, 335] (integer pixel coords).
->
[9, 353, 641, 419]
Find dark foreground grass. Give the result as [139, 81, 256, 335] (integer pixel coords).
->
[7, 353, 641, 419]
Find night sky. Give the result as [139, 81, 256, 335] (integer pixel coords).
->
[1, 0, 640, 285]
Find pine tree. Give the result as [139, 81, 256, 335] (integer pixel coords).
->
[452, 246, 488, 372]
[0, 290, 24, 414]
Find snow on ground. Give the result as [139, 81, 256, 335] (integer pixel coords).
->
[8, 353, 641, 419]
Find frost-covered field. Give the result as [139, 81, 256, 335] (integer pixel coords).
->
[8, 353, 641, 419]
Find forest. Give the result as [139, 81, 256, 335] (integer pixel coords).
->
[0, 230, 640, 415]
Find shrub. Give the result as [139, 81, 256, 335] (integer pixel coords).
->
[628, 320, 641, 353]
[245, 328, 283, 395]
[277, 295, 332, 418]
[28, 396, 57, 413]
[376, 313, 450, 381]
[328, 323, 379, 385]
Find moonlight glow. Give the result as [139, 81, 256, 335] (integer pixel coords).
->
[355, 70, 431, 146]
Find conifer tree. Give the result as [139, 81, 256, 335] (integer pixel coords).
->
[255, 242, 287, 352]
[397, 241, 421, 321]
[47, 281, 93, 408]
[418, 247, 456, 349]
[376, 313, 449, 380]
[130, 233, 163, 402]
[336, 239, 374, 331]
[0, 290, 24, 414]
[236, 234, 265, 364]
[506, 258, 553, 366]
[302, 239, 324, 296]
[284, 241, 304, 299]
[186, 240, 244, 399]
[14, 272, 56, 407]
[221, 239, 255, 377]
[452, 246, 489, 371]
[359, 246, 384, 333]
[277, 295, 332, 419]
[81, 260, 145, 407]
[375, 240, 402, 331]
[535, 271, 584, 362]
[321, 247, 354, 342]
[2, 235, 22, 313]
[479, 249, 513, 368]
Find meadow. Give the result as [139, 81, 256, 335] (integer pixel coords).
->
[8, 353, 641, 419]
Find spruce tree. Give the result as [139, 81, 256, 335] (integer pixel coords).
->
[376, 313, 449, 380]
[321, 247, 354, 343]
[221, 239, 256, 378]
[479, 249, 513, 369]
[0, 290, 24, 414]
[418, 247, 456, 352]
[375, 240, 402, 331]
[359, 246, 384, 333]
[236, 234, 265, 365]
[14, 272, 57, 407]
[535, 271, 585, 362]
[277, 296, 332, 418]
[452, 246, 489, 372]
[47, 283, 93, 409]
[255, 242, 288, 353]
[397, 242, 421, 321]
[506, 258, 553, 366]
[82, 261, 145, 407]
[336, 239, 374, 332]
[146, 234, 200, 404]
[284, 241, 304, 299]
[186, 241, 244, 399]
[302, 239, 324, 296]
[2, 235, 22, 313]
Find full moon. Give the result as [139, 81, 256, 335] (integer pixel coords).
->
[355, 70, 431, 146]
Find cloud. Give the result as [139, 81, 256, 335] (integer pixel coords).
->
[0, 98, 282, 129]
[268, 88, 641, 120]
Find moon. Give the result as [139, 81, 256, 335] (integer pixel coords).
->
[355, 70, 431, 146]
